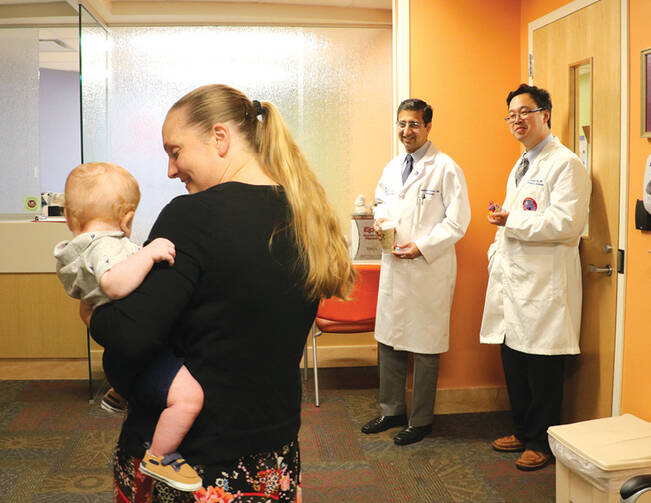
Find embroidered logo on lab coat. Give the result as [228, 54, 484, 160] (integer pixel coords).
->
[522, 197, 537, 211]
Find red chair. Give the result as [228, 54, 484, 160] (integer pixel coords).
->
[308, 263, 380, 407]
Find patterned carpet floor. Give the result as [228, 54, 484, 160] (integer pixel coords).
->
[0, 368, 555, 502]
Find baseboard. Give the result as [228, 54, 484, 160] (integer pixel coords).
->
[301, 343, 378, 368]
[0, 357, 508, 414]
[300, 344, 509, 414]
[2, 344, 374, 379]
[2, 342, 377, 378]
[0, 351, 105, 380]
[429, 386, 510, 414]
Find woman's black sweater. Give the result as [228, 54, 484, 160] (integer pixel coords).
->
[91, 182, 318, 463]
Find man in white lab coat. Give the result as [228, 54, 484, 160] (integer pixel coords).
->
[361, 98, 471, 446]
[480, 84, 591, 471]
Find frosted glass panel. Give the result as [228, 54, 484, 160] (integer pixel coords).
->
[0, 29, 40, 214]
[80, 6, 109, 164]
[108, 26, 392, 244]
[39, 68, 82, 193]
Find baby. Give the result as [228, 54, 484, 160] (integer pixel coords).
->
[54, 162, 203, 492]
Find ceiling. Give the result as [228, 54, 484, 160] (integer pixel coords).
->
[4, 0, 391, 71]
[0, 0, 65, 3]
[0, 0, 391, 6]
[39, 27, 78, 72]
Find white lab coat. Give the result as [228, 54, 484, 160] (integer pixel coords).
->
[479, 136, 591, 355]
[374, 142, 471, 354]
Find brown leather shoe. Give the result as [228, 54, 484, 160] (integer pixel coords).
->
[515, 449, 553, 471]
[491, 434, 525, 452]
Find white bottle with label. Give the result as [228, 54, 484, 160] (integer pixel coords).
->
[350, 194, 381, 260]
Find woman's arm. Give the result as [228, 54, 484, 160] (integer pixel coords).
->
[90, 198, 204, 361]
[80, 300, 93, 327]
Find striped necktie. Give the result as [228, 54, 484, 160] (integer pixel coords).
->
[402, 154, 414, 185]
[515, 153, 529, 186]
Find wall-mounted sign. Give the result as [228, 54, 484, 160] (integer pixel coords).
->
[24, 196, 40, 212]
[642, 47, 651, 138]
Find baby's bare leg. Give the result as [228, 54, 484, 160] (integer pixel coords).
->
[150, 365, 204, 457]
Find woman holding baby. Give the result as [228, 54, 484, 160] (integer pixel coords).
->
[86, 84, 355, 502]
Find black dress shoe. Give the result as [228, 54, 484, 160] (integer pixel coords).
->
[393, 425, 432, 445]
[361, 414, 408, 434]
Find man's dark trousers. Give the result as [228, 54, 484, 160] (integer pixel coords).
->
[501, 343, 566, 453]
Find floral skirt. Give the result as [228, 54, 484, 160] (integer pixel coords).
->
[113, 440, 301, 503]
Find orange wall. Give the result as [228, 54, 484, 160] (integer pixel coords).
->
[409, 0, 521, 388]
[620, 0, 651, 420]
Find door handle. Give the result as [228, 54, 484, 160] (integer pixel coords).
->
[588, 264, 613, 276]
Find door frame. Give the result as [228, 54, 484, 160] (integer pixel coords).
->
[528, 0, 630, 416]
[393, 0, 410, 157]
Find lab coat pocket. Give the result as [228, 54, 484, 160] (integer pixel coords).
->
[417, 188, 445, 223]
[507, 254, 554, 301]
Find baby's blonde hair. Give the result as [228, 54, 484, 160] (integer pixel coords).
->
[64, 162, 140, 233]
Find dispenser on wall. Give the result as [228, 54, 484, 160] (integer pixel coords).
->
[644, 154, 651, 213]
[634, 154, 651, 230]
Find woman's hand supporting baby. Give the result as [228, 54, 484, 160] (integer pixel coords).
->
[99, 238, 176, 300]
[79, 300, 93, 327]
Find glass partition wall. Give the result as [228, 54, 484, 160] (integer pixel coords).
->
[0, 23, 80, 216]
[0, 28, 41, 215]
[107, 26, 392, 243]
[80, 5, 109, 165]
[2, 13, 392, 242]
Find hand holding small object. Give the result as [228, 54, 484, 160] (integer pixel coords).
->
[392, 241, 421, 259]
[488, 209, 509, 226]
[488, 200, 502, 215]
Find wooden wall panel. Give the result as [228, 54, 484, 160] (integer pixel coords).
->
[0, 273, 87, 358]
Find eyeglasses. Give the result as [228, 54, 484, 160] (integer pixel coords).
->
[396, 120, 424, 130]
[504, 107, 544, 123]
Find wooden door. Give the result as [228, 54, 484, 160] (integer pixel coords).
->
[532, 0, 620, 422]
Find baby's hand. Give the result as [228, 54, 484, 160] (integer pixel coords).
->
[144, 238, 176, 266]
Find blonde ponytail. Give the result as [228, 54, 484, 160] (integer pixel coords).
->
[170, 84, 355, 300]
[255, 101, 355, 300]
